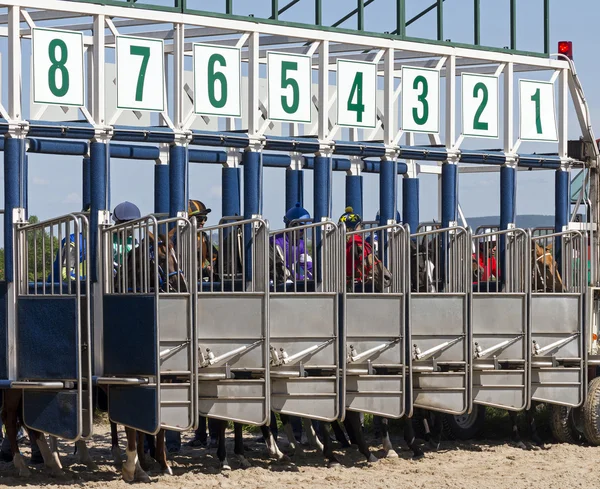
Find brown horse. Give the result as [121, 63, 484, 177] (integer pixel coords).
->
[532, 242, 564, 292]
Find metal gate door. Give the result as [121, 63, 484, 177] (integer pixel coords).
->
[15, 214, 92, 440]
[344, 224, 408, 418]
[102, 216, 194, 434]
[269, 221, 343, 422]
[410, 227, 471, 415]
[530, 230, 586, 407]
[471, 229, 530, 411]
[196, 217, 269, 426]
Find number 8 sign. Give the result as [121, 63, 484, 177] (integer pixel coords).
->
[32, 28, 84, 107]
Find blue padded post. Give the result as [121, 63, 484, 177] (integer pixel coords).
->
[403, 177, 419, 234]
[223, 166, 241, 218]
[313, 155, 332, 223]
[154, 164, 169, 215]
[23, 154, 28, 219]
[90, 141, 108, 283]
[500, 165, 516, 286]
[169, 144, 187, 218]
[441, 163, 458, 229]
[4, 137, 22, 282]
[82, 157, 91, 212]
[285, 168, 304, 211]
[345, 175, 363, 218]
[555, 168, 570, 268]
[243, 150, 262, 280]
[379, 158, 396, 226]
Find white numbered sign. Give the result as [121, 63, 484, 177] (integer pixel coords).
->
[519, 80, 557, 142]
[462, 74, 499, 139]
[401, 66, 440, 134]
[116, 36, 164, 112]
[32, 28, 84, 107]
[267, 52, 312, 123]
[194, 44, 241, 117]
[336, 60, 377, 128]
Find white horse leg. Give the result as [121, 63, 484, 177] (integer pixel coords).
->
[12, 453, 31, 477]
[302, 418, 324, 453]
[36, 434, 64, 477]
[381, 419, 398, 458]
[123, 448, 150, 483]
[282, 421, 298, 455]
[75, 440, 98, 471]
[264, 431, 288, 461]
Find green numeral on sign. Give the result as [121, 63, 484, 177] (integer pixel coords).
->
[347, 72, 365, 123]
[531, 88, 542, 134]
[130, 45, 150, 102]
[412, 75, 429, 126]
[48, 39, 69, 98]
[281, 61, 299, 114]
[208, 54, 228, 109]
[473, 82, 489, 131]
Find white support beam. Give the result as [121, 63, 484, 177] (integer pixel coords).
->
[8, 5, 21, 120]
[504, 62, 514, 153]
[383, 47, 394, 146]
[248, 31, 260, 136]
[558, 68, 568, 158]
[318, 40, 329, 141]
[93, 14, 106, 126]
[445, 55, 456, 149]
[173, 22, 185, 128]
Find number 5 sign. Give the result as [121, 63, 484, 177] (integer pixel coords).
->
[116, 36, 164, 112]
[519, 80, 557, 142]
[401, 66, 440, 134]
[32, 28, 84, 107]
[267, 52, 312, 124]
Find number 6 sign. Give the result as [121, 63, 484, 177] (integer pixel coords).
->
[32, 28, 84, 107]
[116, 36, 165, 112]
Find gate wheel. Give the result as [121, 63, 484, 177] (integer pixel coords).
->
[583, 377, 600, 445]
[550, 405, 584, 444]
[442, 405, 486, 440]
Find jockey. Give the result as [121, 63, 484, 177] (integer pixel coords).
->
[475, 236, 498, 281]
[339, 207, 373, 287]
[188, 199, 217, 279]
[270, 203, 313, 281]
[112, 201, 141, 270]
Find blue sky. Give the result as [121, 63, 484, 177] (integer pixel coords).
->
[1, 0, 594, 231]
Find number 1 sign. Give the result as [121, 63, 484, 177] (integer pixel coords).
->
[519, 80, 557, 142]
[116, 36, 165, 112]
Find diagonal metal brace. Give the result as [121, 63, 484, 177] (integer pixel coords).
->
[413, 336, 462, 361]
[474, 335, 523, 359]
[160, 341, 190, 361]
[533, 334, 578, 356]
[271, 339, 334, 366]
[199, 340, 262, 368]
[347, 339, 399, 364]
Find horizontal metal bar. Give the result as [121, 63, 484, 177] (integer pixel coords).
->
[95, 377, 149, 385]
[11, 381, 65, 389]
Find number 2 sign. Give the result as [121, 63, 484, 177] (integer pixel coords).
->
[116, 36, 165, 112]
[462, 73, 499, 139]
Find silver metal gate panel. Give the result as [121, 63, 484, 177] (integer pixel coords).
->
[530, 230, 586, 407]
[195, 217, 269, 426]
[269, 221, 343, 422]
[344, 224, 408, 418]
[16, 213, 92, 440]
[410, 227, 471, 415]
[471, 229, 530, 411]
[102, 216, 195, 433]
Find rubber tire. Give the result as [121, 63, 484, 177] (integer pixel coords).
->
[442, 405, 486, 441]
[583, 377, 600, 445]
[550, 405, 583, 444]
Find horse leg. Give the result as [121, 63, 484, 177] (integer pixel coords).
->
[344, 411, 377, 463]
[319, 423, 341, 467]
[280, 413, 298, 455]
[215, 420, 230, 471]
[75, 439, 98, 471]
[122, 427, 150, 483]
[332, 420, 351, 448]
[136, 430, 152, 471]
[260, 423, 288, 461]
[233, 423, 251, 469]
[403, 417, 424, 460]
[380, 418, 398, 458]
[155, 429, 173, 475]
[527, 407, 546, 449]
[30, 431, 64, 477]
[301, 417, 324, 452]
[2, 390, 29, 476]
[110, 422, 124, 468]
[509, 410, 526, 449]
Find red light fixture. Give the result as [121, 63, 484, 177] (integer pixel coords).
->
[558, 41, 573, 60]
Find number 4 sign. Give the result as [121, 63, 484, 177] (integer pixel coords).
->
[519, 80, 557, 142]
[337, 60, 377, 128]
[116, 36, 165, 112]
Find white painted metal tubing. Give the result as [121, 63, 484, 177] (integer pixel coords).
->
[11, 381, 65, 389]
[413, 337, 462, 361]
[532, 334, 578, 356]
[474, 335, 523, 359]
[95, 377, 149, 385]
[278, 339, 334, 365]
[200, 340, 262, 367]
[348, 340, 399, 363]
[160, 341, 190, 360]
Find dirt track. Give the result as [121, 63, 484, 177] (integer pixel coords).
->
[0, 419, 596, 489]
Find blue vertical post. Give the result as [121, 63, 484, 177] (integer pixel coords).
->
[243, 150, 262, 280]
[314, 154, 332, 283]
[222, 166, 241, 218]
[82, 157, 91, 212]
[403, 177, 419, 234]
[345, 174, 363, 218]
[23, 155, 28, 219]
[154, 163, 169, 215]
[169, 143, 187, 218]
[441, 163, 458, 229]
[4, 137, 23, 282]
[500, 165, 516, 287]
[555, 168, 570, 268]
[285, 168, 304, 211]
[379, 158, 396, 263]
[90, 140, 109, 283]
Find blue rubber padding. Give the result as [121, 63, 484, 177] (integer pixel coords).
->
[109, 385, 159, 435]
[23, 390, 80, 440]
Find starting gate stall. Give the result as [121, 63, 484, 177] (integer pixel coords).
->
[195, 216, 270, 426]
[269, 220, 344, 422]
[471, 228, 530, 411]
[101, 215, 195, 434]
[410, 226, 471, 415]
[530, 230, 587, 407]
[344, 223, 409, 419]
[14, 213, 92, 440]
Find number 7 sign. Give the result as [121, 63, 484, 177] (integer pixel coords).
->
[116, 35, 165, 112]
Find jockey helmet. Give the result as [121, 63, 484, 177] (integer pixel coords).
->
[339, 206, 362, 230]
[188, 199, 212, 217]
[113, 201, 141, 223]
[284, 203, 311, 226]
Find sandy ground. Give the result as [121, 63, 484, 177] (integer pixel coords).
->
[0, 419, 597, 489]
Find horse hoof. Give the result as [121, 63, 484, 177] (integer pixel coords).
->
[327, 459, 341, 468]
[367, 454, 378, 463]
[384, 449, 399, 459]
[13, 454, 31, 477]
[221, 459, 232, 472]
[122, 466, 135, 483]
[134, 465, 151, 483]
[514, 441, 527, 450]
[84, 460, 99, 471]
[49, 467, 66, 478]
[412, 448, 425, 461]
[162, 465, 173, 476]
[111, 446, 124, 469]
[237, 456, 251, 469]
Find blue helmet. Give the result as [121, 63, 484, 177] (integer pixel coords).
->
[113, 201, 141, 223]
[376, 210, 401, 223]
[284, 203, 311, 226]
[339, 206, 362, 230]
